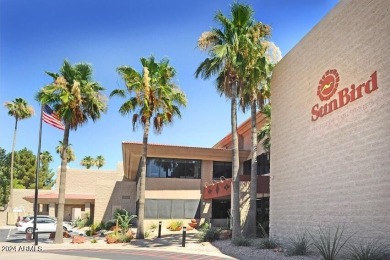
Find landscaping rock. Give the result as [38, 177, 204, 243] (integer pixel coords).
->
[71, 235, 87, 244]
[219, 230, 232, 240]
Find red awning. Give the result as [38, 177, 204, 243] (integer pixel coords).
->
[203, 179, 232, 200]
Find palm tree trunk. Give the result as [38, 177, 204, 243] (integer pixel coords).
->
[54, 123, 70, 244]
[137, 119, 150, 239]
[8, 118, 18, 213]
[246, 100, 258, 237]
[231, 83, 241, 239]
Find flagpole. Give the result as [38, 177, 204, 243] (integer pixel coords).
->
[33, 104, 44, 246]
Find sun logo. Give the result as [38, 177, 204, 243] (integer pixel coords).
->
[317, 69, 339, 101]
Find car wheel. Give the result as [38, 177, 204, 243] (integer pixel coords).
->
[63, 226, 67, 232]
[26, 227, 33, 234]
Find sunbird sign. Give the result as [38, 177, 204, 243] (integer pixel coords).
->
[311, 69, 378, 121]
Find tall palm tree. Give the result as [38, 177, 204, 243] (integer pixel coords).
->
[195, 3, 256, 239]
[36, 60, 107, 243]
[95, 155, 105, 169]
[56, 141, 76, 162]
[4, 98, 34, 212]
[110, 56, 187, 239]
[239, 29, 277, 236]
[80, 156, 95, 169]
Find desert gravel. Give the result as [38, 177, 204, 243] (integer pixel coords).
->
[212, 238, 322, 260]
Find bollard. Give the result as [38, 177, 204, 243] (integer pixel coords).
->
[158, 221, 162, 238]
[34, 229, 39, 245]
[182, 226, 186, 247]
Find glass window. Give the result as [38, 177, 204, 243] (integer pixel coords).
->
[145, 199, 200, 219]
[243, 153, 270, 175]
[146, 158, 201, 179]
[213, 161, 232, 179]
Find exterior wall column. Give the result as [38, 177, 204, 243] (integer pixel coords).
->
[49, 203, 55, 217]
[85, 202, 91, 216]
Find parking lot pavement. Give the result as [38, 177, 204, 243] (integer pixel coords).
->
[1, 227, 84, 243]
[5, 228, 51, 242]
[0, 229, 10, 242]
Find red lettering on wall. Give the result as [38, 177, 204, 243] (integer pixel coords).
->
[311, 71, 378, 121]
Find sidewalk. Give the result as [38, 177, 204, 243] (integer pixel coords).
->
[0, 227, 234, 259]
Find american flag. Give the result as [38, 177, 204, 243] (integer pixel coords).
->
[42, 105, 65, 130]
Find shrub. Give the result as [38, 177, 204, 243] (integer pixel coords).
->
[91, 237, 98, 243]
[117, 232, 133, 243]
[144, 231, 150, 238]
[259, 237, 278, 249]
[198, 222, 211, 230]
[105, 232, 133, 244]
[309, 225, 351, 260]
[232, 237, 251, 246]
[73, 213, 92, 228]
[113, 209, 137, 234]
[105, 219, 117, 230]
[72, 217, 82, 228]
[106, 233, 118, 244]
[86, 223, 99, 236]
[286, 231, 312, 256]
[347, 240, 389, 260]
[167, 220, 183, 231]
[97, 220, 106, 231]
[148, 222, 157, 231]
[197, 225, 220, 242]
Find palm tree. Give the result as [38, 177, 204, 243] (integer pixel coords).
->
[95, 155, 105, 169]
[4, 98, 34, 212]
[80, 156, 95, 169]
[36, 60, 107, 243]
[195, 3, 257, 239]
[258, 104, 271, 152]
[40, 151, 53, 163]
[56, 141, 76, 162]
[110, 56, 187, 239]
[239, 28, 277, 237]
[39, 151, 54, 189]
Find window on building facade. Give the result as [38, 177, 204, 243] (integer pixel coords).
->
[243, 153, 270, 175]
[144, 199, 200, 219]
[146, 158, 201, 179]
[213, 161, 232, 179]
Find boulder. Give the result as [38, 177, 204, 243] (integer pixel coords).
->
[71, 235, 86, 244]
[219, 230, 232, 240]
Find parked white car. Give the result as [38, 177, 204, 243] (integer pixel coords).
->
[16, 216, 73, 234]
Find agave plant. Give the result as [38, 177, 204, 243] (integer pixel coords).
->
[309, 225, 351, 260]
[347, 240, 390, 260]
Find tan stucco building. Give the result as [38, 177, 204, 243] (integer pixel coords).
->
[2, 113, 270, 229]
[270, 0, 390, 244]
[3, 0, 388, 246]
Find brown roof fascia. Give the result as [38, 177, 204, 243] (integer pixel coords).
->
[213, 111, 267, 149]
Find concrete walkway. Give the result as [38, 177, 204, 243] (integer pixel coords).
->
[0, 226, 234, 259]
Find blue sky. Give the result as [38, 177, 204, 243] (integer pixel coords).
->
[0, 0, 338, 171]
